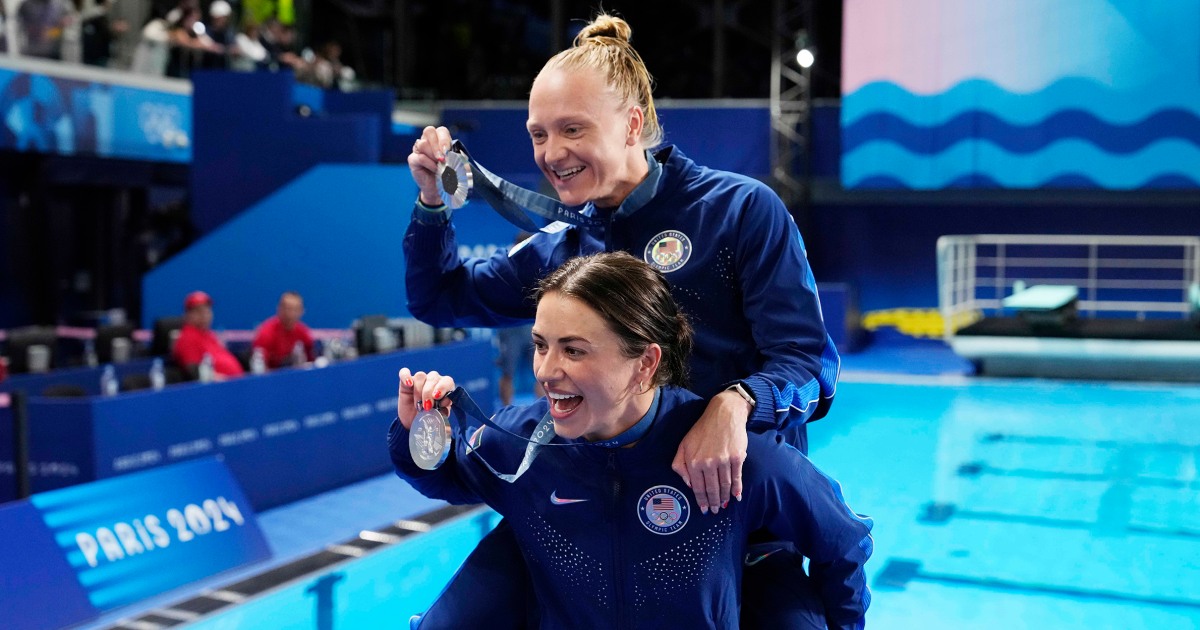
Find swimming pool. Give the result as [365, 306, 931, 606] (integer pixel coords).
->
[180, 376, 1200, 629]
[184, 508, 502, 629]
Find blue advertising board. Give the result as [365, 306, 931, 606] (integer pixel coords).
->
[0, 58, 191, 163]
[1, 457, 270, 629]
[0, 501, 97, 630]
[1, 340, 495, 510]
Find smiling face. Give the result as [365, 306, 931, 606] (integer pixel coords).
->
[532, 291, 657, 442]
[526, 66, 648, 208]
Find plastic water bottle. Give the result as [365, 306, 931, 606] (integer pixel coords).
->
[100, 365, 118, 396]
[84, 339, 98, 367]
[149, 357, 166, 391]
[250, 347, 267, 374]
[291, 341, 306, 366]
[198, 352, 215, 383]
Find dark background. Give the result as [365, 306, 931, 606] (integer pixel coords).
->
[309, 0, 843, 100]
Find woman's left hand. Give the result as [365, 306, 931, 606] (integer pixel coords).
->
[397, 368, 457, 429]
[671, 390, 750, 515]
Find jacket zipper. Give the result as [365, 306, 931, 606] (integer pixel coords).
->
[608, 452, 626, 629]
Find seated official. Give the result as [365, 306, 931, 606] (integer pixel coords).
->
[252, 291, 316, 368]
[172, 291, 244, 380]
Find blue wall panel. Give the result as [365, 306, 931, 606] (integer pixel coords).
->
[190, 71, 383, 235]
[142, 165, 519, 331]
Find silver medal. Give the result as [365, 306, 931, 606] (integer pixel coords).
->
[409, 409, 452, 470]
[437, 150, 473, 209]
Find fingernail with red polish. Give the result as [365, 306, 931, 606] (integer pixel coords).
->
[433, 390, 441, 399]
[735, 493, 743, 502]
[405, 378, 413, 387]
[722, 501, 728, 509]
[423, 400, 432, 411]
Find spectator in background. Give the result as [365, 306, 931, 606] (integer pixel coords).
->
[130, 10, 171, 75]
[131, 5, 220, 77]
[252, 291, 315, 369]
[200, 0, 233, 69]
[257, 17, 303, 72]
[173, 290, 244, 380]
[105, 0, 146, 69]
[17, 0, 72, 59]
[163, 5, 222, 78]
[297, 39, 354, 90]
[229, 21, 268, 71]
[81, 0, 129, 67]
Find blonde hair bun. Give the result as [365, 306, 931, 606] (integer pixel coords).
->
[575, 14, 633, 46]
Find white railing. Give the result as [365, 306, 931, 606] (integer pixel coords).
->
[937, 234, 1200, 339]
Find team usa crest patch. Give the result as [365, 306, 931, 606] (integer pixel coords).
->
[644, 230, 693, 273]
[637, 485, 690, 535]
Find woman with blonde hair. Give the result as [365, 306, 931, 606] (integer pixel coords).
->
[404, 12, 841, 628]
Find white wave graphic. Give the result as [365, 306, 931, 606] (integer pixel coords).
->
[842, 138, 1200, 189]
[842, 79, 1200, 127]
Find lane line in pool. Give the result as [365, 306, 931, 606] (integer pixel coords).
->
[875, 558, 1200, 609]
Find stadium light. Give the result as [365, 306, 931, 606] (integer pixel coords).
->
[796, 48, 815, 68]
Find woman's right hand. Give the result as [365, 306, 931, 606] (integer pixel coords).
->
[397, 367, 458, 429]
[407, 126, 456, 207]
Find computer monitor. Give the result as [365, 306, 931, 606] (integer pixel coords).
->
[353, 315, 397, 355]
[151, 316, 185, 357]
[4, 326, 58, 374]
[95, 323, 136, 364]
[435, 327, 468, 344]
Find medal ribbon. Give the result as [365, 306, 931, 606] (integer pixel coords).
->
[448, 140, 607, 232]
[443, 386, 660, 482]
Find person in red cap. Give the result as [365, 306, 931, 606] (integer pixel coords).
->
[251, 291, 315, 369]
[172, 291, 244, 380]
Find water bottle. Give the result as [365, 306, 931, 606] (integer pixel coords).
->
[100, 365, 118, 396]
[291, 341, 306, 366]
[198, 352, 215, 383]
[149, 357, 166, 391]
[84, 339, 98, 367]
[328, 338, 347, 361]
[250, 347, 267, 374]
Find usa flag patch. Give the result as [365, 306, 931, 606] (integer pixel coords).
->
[638, 485, 690, 535]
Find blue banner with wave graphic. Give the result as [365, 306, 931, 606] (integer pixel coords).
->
[841, 0, 1200, 190]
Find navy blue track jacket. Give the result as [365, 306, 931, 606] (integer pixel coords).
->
[389, 386, 872, 630]
[403, 146, 840, 447]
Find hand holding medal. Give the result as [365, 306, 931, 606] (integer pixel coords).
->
[397, 368, 457, 470]
[408, 126, 468, 209]
[407, 125, 606, 232]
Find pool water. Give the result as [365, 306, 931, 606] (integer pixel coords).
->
[182, 375, 1200, 629]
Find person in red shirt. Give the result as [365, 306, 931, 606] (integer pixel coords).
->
[252, 291, 315, 369]
[172, 291, 245, 380]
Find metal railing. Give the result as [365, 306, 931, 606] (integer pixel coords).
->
[937, 234, 1200, 339]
